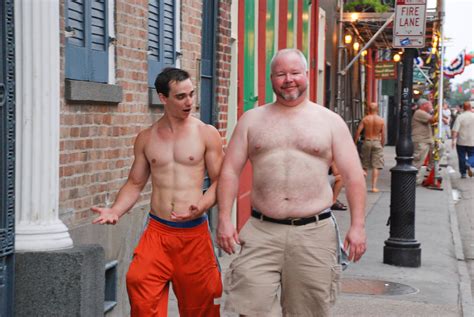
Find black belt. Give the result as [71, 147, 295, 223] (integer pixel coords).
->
[251, 209, 331, 226]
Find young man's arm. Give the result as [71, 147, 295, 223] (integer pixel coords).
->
[92, 131, 151, 225]
[332, 114, 367, 262]
[216, 112, 251, 254]
[171, 125, 224, 221]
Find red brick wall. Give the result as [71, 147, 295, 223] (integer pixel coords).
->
[58, 0, 230, 225]
[216, 0, 232, 144]
[59, 0, 162, 225]
[180, 0, 203, 87]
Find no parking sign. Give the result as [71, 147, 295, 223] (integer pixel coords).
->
[393, 0, 427, 48]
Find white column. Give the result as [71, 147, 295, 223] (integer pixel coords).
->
[15, 0, 73, 251]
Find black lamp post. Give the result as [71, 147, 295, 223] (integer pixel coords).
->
[383, 48, 421, 267]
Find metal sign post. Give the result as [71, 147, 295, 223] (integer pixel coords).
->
[393, 0, 427, 48]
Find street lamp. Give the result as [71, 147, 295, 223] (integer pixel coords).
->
[344, 34, 352, 44]
[383, 48, 421, 268]
[393, 53, 401, 62]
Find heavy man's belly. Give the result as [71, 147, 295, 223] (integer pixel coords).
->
[250, 155, 333, 219]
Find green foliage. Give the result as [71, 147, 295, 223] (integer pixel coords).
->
[446, 79, 473, 106]
[344, 0, 390, 13]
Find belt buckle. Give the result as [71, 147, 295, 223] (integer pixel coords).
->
[290, 218, 301, 225]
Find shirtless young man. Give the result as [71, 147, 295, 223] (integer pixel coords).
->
[92, 68, 224, 317]
[217, 49, 366, 316]
[354, 102, 385, 192]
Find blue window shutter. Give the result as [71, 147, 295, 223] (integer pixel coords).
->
[65, 0, 108, 83]
[65, 0, 88, 81]
[89, 0, 108, 83]
[148, 0, 162, 86]
[148, 0, 175, 87]
[162, 1, 175, 66]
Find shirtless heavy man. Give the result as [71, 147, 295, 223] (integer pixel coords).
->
[217, 49, 367, 316]
[355, 102, 385, 192]
[92, 68, 224, 317]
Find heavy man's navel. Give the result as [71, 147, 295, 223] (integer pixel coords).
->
[151, 159, 157, 164]
[189, 156, 194, 161]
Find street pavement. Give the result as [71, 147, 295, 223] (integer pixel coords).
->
[167, 145, 473, 316]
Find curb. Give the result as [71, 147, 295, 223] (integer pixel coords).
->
[444, 168, 474, 317]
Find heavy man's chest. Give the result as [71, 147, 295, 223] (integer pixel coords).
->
[248, 125, 331, 158]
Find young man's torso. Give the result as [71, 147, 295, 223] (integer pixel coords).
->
[143, 117, 208, 220]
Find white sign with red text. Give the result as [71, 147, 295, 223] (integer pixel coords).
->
[393, 0, 427, 48]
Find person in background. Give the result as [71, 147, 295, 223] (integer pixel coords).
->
[452, 101, 474, 178]
[354, 102, 385, 193]
[440, 102, 451, 139]
[411, 98, 436, 184]
[329, 163, 348, 210]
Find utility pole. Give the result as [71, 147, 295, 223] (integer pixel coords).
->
[383, 48, 421, 267]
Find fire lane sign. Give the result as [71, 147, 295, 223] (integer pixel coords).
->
[393, 0, 427, 48]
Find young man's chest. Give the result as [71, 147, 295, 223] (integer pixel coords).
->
[144, 133, 206, 167]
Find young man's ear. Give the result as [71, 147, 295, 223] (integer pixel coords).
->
[158, 93, 167, 105]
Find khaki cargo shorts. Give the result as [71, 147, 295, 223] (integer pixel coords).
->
[224, 216, 341, 317]
[361, 140, 384, 169]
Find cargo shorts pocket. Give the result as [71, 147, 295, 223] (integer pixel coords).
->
[223, 266, 234, 292]
[330, 264, 342, 304]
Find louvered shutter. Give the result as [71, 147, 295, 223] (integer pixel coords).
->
[65, 0, 88, 80]
[162, 0, 175, 66]
[89, 0, 108, 82]
[148, 0, 175, 87]
[65, 0, 108, 83]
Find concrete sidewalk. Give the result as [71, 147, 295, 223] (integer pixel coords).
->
[168, 145, 472, 316]
[331, 145, 471, 316]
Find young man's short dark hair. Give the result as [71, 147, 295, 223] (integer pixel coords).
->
[154, 67, 191, 97]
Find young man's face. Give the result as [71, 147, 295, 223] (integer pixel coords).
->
[271, 53, 308, 103]
[160, 78, 195, 119]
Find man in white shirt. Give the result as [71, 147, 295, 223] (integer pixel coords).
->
[452, 101, 474, 178]
[441, 102, 451, 140]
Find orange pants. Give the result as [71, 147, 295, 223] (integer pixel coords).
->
[126, 215, 222, 316]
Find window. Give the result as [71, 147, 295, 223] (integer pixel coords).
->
[104, 260, 118, 313]
[148, 0, 176, 86]
[65, 0, 109, 83]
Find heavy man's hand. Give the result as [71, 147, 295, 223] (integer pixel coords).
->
[91, 207, 119, 225]
[344, 225, 367, 262]
[217, 218, 240, 254]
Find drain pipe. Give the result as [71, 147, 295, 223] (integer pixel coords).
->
[335, 0, 344, 115]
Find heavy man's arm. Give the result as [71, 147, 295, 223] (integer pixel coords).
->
[332, 116, 367, 262]
[92, 131, 150, 225]
[380, 120, 385, 146]
[216, 113, 251, 254]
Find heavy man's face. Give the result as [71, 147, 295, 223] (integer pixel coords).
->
[160, 79, 195, 119]
[271, 53, 308, 103]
